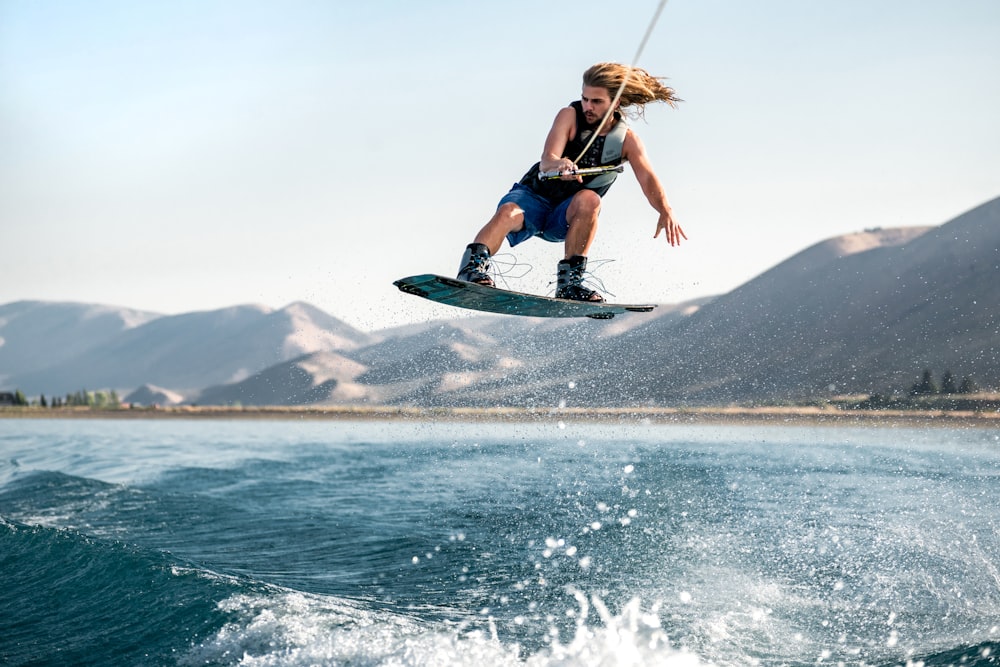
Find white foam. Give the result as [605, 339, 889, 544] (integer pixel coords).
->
[181, 589, 709, 667]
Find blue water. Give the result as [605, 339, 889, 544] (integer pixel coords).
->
[1, 418, 999, 666]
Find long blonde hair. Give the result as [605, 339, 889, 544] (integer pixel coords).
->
[582, 62, 681, 116]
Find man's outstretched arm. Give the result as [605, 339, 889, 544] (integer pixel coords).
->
[624, 129, 687, 247]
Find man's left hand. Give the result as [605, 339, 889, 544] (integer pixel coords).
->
[654, 210, 687, 246]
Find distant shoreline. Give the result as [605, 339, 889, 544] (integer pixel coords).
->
[2, 405, 998, 428]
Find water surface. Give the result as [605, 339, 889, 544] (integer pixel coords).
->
[2, 418, 998, 666]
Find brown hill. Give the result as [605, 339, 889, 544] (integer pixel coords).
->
[575, 195, 1000, 404]
[195, 351, 369, 406]
[8, 302, 373, 398]
[192, 302, 704, 408]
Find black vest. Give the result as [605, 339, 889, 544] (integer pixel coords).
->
[519, 101, 627, 202]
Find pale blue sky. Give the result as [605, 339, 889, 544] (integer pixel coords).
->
[2, 1, 998, 331]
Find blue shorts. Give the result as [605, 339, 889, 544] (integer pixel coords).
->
[497, 183, 576, 247]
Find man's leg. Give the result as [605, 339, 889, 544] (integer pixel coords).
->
[557, 190, 604, 302]
[458, 203, 527, 285]
[562, 190, 601, 258]
[473, 202, 526, 255]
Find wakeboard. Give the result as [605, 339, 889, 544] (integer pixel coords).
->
[393, 274, 655, 320]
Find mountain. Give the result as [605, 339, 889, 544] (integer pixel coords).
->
[194, 351, 370, 406]
[0, 301, 160, 385]
[3, 196, 997, 407]
[4, 302, 374, 398]
[124, 384, 185, 407]
[559, 195, 1000, 405]
[189, 299, 711, 407]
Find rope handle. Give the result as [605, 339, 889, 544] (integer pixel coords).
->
[537, 164, 625, 181]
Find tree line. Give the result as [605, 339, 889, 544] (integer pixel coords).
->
[2, 389, 121, 408]
[909, 369, 978, 396]
[852, 369, 992, 411]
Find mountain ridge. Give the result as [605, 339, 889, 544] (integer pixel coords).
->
[4, 302, 373, 397]
[2, 195, 997, 407]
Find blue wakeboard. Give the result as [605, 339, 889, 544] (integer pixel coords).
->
[393, 274, 655, 320]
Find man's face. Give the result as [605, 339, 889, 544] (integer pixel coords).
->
[581, 85, 615, 125]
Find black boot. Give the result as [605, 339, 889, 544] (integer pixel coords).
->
[457, 243, 494, 286]
[556, 255, 604, 302]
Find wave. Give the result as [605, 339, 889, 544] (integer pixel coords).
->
[0, 516, 704, 667]
[906, 641, 1000, 666]
[0, 516, 242, 666]
[4, 459, 998, 667]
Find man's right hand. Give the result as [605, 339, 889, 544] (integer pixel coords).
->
[541, 157, 582, 182]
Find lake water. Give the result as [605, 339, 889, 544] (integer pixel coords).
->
[1, 417, 999, 666]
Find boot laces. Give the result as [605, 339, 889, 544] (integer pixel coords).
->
[486, 253, 532, 291]
[550, 258, 616, 300]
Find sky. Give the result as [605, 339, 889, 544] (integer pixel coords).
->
[2, 1, 999, 332]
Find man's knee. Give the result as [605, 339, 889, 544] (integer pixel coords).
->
[566, 190, 601, 221]
[494, 202, 526, 230]
[570, 190, 602, 217]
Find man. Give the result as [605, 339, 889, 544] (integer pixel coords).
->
[457, 62, 686, 302]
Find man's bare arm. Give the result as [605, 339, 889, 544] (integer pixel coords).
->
[539, 107, 581, 181]
[624, 129, 687, 246]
